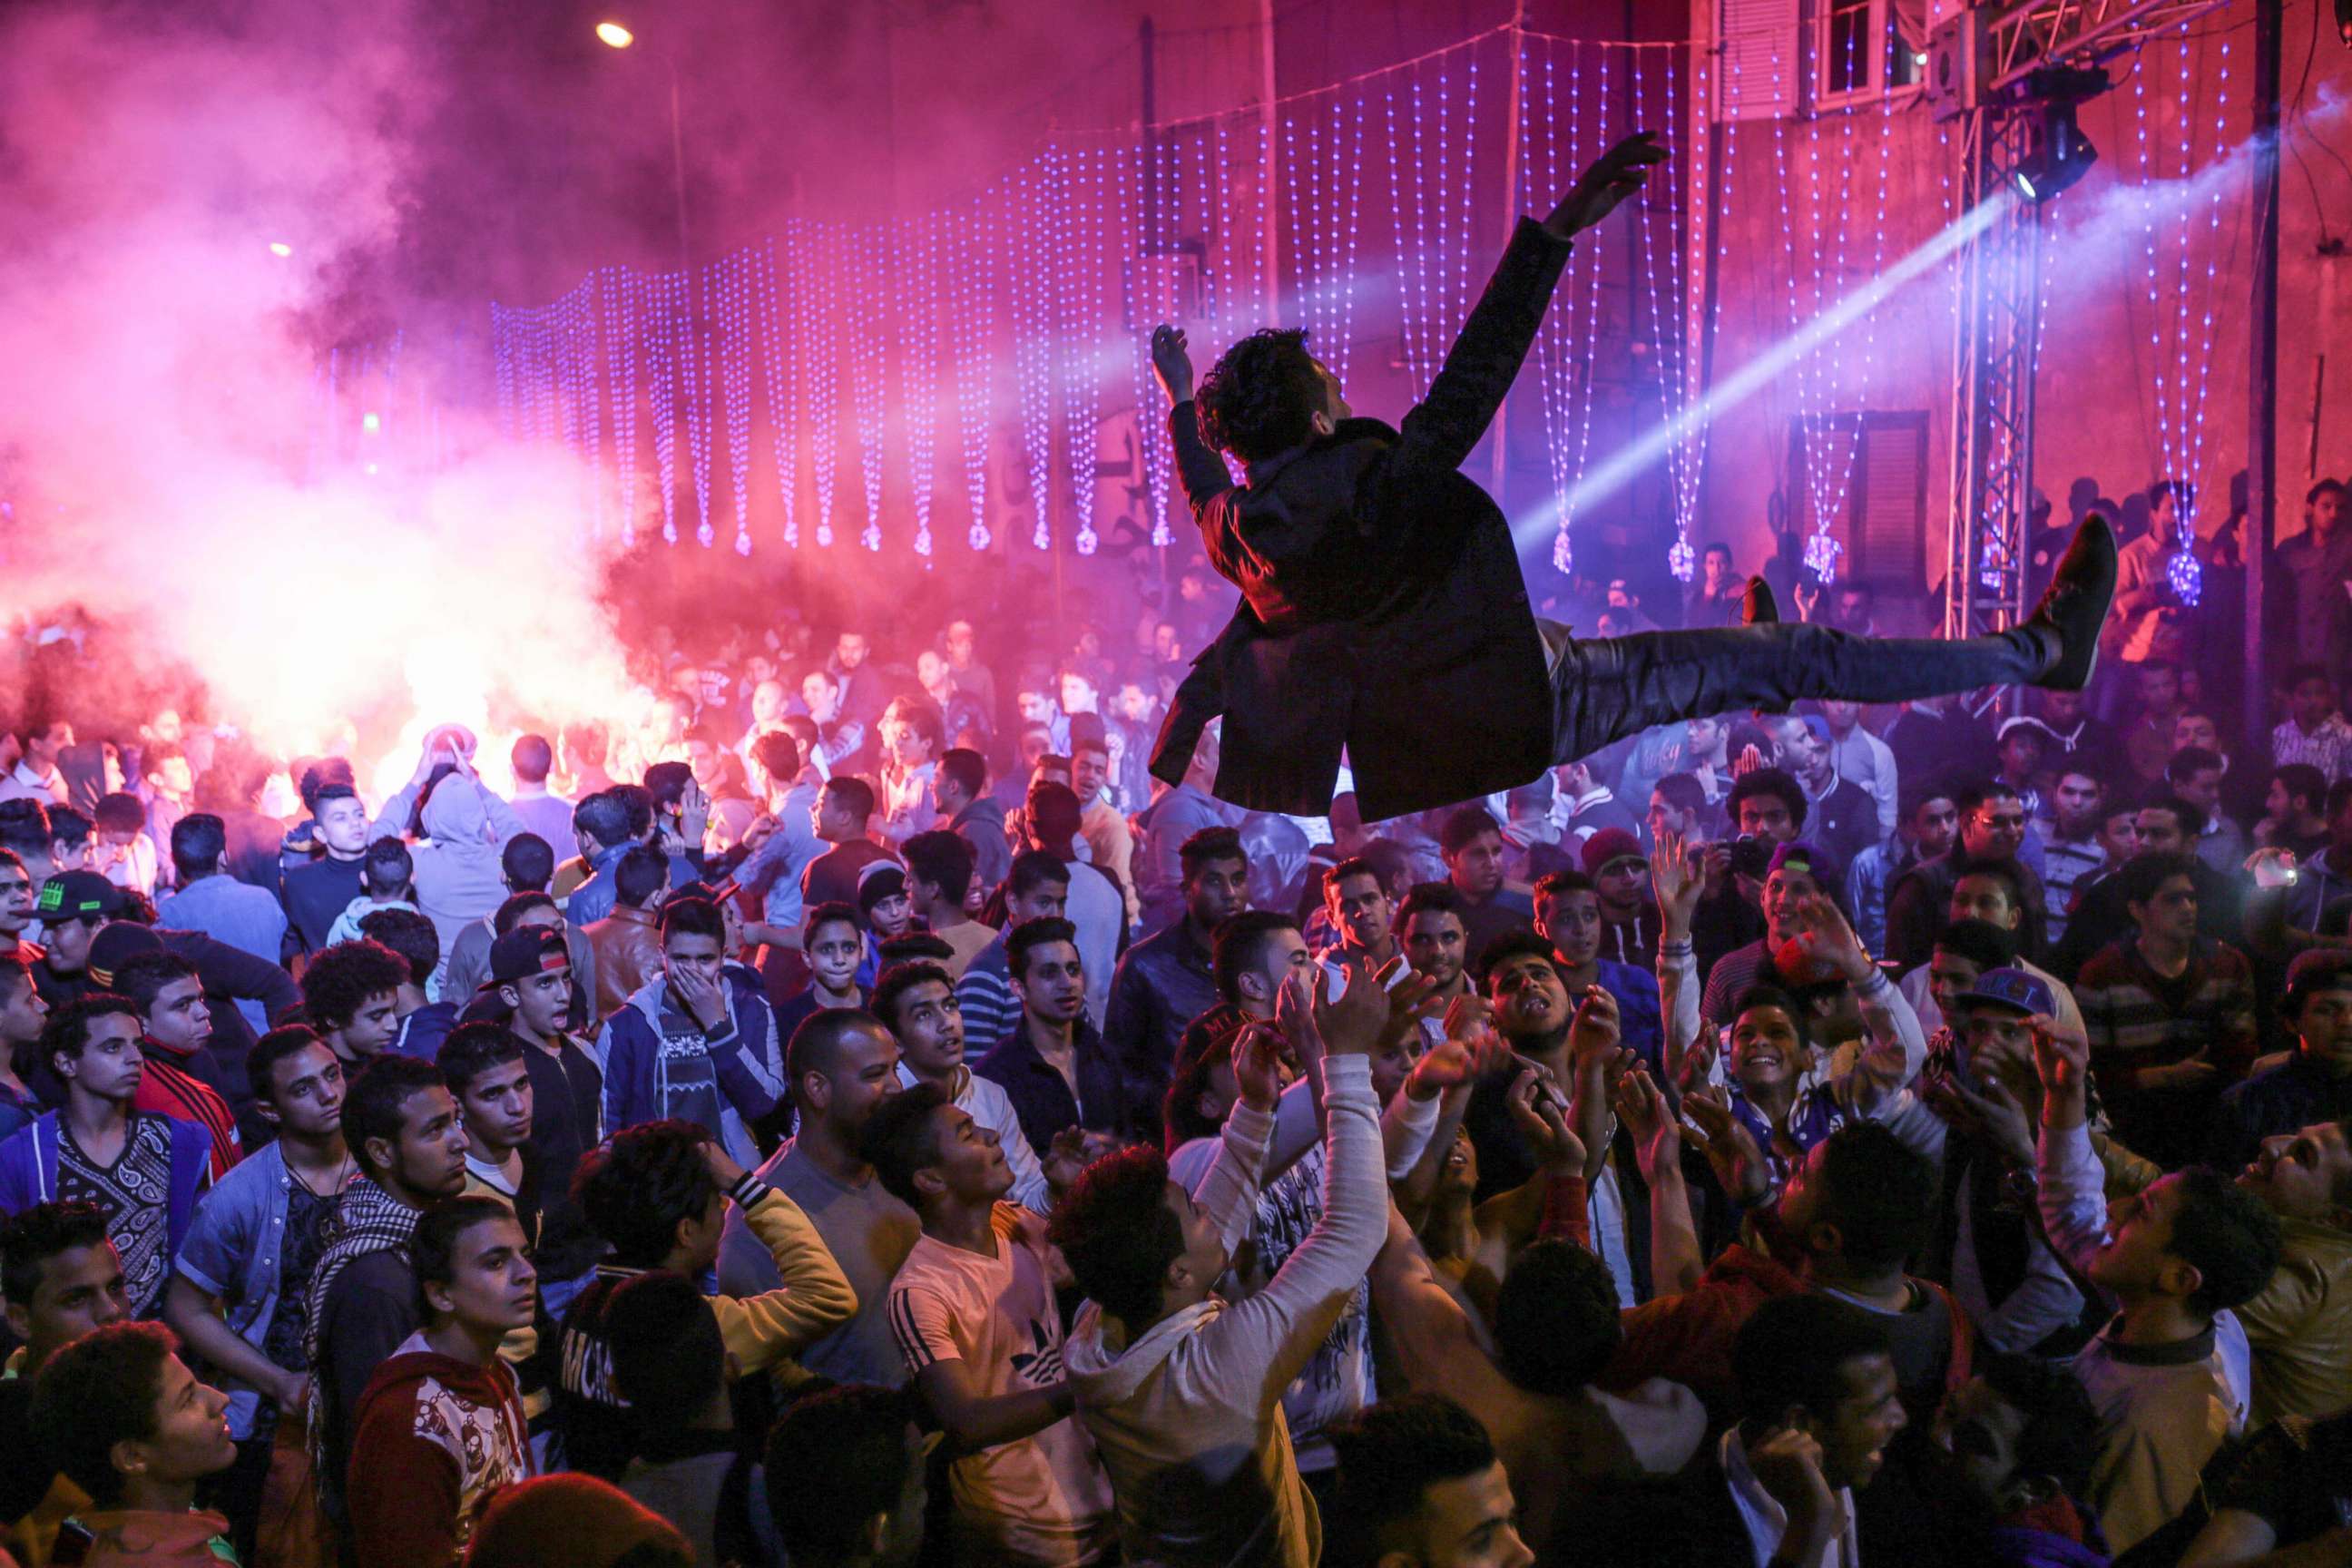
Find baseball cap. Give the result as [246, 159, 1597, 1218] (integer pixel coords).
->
[35, 871, 123, 924]
[1580, 828, 1646, 877]
[1995, 716, 2060, 747]
[1952, 966, 2056, 1017]
[87, 923, 166, 988]
[487, 926, 571, 988]
[1765, 840, 1843, 887]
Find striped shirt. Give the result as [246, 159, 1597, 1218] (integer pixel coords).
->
[134, 1050, 241, 1181]
[956, 935, 1022, 1060]
[2077, 937, 2259, 1089]
[2039, 833, 2108, 944]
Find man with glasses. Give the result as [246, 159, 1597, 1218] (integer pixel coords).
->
[1884, 783, 2052, 971]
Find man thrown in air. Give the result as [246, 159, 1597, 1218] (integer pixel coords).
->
[1144, 131, 2115, 821]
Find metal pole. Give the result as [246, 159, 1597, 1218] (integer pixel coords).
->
[1259, 0, 1280, 323]
[2244, 0, 2283, 747]
[1142, 16, 1171, 612]
[1488, 4, 1526, 505]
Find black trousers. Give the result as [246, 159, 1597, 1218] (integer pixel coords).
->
[1551, 621, 2050, 766]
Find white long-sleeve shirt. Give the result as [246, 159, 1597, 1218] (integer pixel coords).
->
[1064, 1055, 1387, 1568]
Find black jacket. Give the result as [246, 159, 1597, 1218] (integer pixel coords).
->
[1102, 918, 1219, 1137]
[973, 1014, 1125, 1156]
[1151, 220, 1573, 820]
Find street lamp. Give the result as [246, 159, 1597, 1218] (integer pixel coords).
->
[595, 19, 691, 273]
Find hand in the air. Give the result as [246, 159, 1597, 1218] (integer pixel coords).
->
[1544, 131, 1668, 240]
[1150, 325, 1194, 407]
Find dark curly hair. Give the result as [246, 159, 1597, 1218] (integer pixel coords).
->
[300, 938, 411, 1030]
[1194, 328, 1326, 462]
[1049, 1143, 1186, 1328]
[576, 1119, 721, 1268]
[1492, 1240, 1622, 1395]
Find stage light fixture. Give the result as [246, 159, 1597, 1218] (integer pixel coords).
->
[595, 21, 634, 48]
[2012, 98, 2097, 202]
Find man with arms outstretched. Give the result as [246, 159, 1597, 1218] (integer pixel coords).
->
[1145, 132, 2116, 820]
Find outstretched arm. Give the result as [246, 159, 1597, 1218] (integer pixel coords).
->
[1387, 132, 1665, 485]
[1152, 325, 1236, 513]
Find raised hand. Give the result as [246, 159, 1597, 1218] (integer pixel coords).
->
[1788, 895, 1873, 984]
[700, 1135, 748, 1191]
[1748, 1427, 1844, 1558]
[1675, 1022, 1721, 1098]
[1274, 967, 1328, 1075]
[1507, 1067, 1587, 1175]
[1566, 985, 1623, 1070]
[1316, 955, 1408, 1058]
[2244, 847, 2298, 890]
[1409, 998, 1510, 1098]
[1150, 324, 1194, 406]
[1681, 1086, 1772, 1204]
[1544, 131, 1668, 240]
[1925, 1071, 2034, 1168]
[2027, 1012, 2092, 1131]
[1231, 1023, 1289, 1112]
[1733, 743, 1767, 779]
[1612, 1066, 1681, 1184]
[1651, 831, 1707, 941]
[670, 964, 730, 1032]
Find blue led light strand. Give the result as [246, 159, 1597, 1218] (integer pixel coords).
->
[755, 232, 800, 548]
[600, 268, 640, 549]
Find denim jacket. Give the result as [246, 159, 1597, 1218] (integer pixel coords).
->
[173, 1142, 353, 1437]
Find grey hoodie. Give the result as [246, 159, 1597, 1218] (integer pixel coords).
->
[1062, 1055, 1385, 1568]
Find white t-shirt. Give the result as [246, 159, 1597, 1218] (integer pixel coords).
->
[889, 1208, 1116, 1566]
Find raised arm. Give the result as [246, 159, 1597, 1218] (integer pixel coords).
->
[1386, 132, 1665, 485]
[701, 1147, 858, 1368]
[1152, 326, 1237, 513]
[2030, 1014, 2112, 1280]
[1651, 834, 1708, 1084]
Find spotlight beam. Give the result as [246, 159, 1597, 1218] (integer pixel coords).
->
[1512, 191, 2014, 553]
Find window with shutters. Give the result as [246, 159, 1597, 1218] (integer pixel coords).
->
[1788, 411, 1930, 594]
[1814, 0, 1926, 110]
[1715, 0, 1804, 122]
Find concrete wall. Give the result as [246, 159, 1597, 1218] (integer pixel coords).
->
[1693, 1, 2352, 612]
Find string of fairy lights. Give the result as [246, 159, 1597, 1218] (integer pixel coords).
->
[485, 15, 2241, 583]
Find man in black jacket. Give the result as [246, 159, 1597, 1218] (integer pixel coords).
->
[1102, 826, 1245, 1136]
[1143, 132, 2117, 823]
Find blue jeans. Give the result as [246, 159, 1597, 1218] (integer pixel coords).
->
[1551, 622, 2050, 766]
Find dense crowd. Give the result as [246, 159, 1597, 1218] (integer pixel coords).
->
[0, 466, 2342, 1568]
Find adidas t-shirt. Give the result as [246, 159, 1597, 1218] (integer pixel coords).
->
[888, 1207, 1115, 1565]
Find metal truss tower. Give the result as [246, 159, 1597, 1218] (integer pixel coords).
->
[1930, 0, 2239, 639]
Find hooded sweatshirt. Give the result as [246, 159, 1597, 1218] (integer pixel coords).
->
[411, 781, 526, 981]
[347, 1331, 532, 1568]
[597, 975, 783, 1168]
[1061, 1054, 1385, 1568]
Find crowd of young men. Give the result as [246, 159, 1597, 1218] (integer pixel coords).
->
[0, 502, 2349, 1568]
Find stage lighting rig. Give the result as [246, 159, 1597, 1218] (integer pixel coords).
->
[2010, 66, 2109, 202]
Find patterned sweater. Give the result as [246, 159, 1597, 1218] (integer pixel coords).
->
[348, 1332, 532, 1568]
